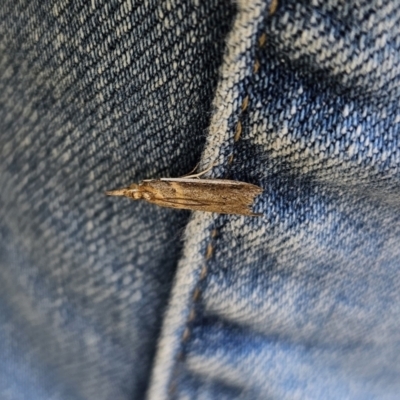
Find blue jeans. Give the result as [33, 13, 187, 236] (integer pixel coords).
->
[1, 0, 399, 399]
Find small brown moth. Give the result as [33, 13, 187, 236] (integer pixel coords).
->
[106, 166, 263, 216]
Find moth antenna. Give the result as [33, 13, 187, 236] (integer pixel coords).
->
[184, 161, 217, 179]
[180, 162, 200, 177]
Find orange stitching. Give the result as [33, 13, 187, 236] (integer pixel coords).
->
[182, 327, 190, 342]
[206, 243, 214, 260]
[199, 265, 208, 280]
[177, 352, 184, 362]
[241, 95, 249, 111]
[168, 381, 177, 395]
[258, 32, 267, 48]
[192, 287, 201, 302]
[188, 309, 196, 322]
[269, 0, 278, 15]
[234, 120, 243, 142]
[253, 58, 260, 73]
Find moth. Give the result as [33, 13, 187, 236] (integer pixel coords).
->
[106, 166, 263, 216]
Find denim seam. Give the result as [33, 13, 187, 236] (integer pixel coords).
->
[167, 21, 272, 399]
[146, 1, 272, 398]
[168, 4, 279, 396]
[168, 228, 217, 396]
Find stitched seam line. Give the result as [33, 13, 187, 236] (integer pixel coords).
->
[167, 2, 278, 397]
[168, 228, 217, 397]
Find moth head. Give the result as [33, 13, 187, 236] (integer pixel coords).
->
[105, 184, 142, 200]
[127, 183, 142, 199]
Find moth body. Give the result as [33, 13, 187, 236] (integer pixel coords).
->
[106, 177, 262, 216]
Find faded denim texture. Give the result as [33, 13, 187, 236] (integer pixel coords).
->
[0, 0, 234, 398]
[1, 0, 400, 400]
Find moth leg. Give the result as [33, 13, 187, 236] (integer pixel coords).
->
[180, 162, 200, 177]
[184, 161, 217, 179]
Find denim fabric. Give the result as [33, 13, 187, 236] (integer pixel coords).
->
[0, 1, 234, 399]
[149, 0, 400, 399]
[1, 0, 400, 400]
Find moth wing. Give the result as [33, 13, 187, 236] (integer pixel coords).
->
[145, 179, 262, 216]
